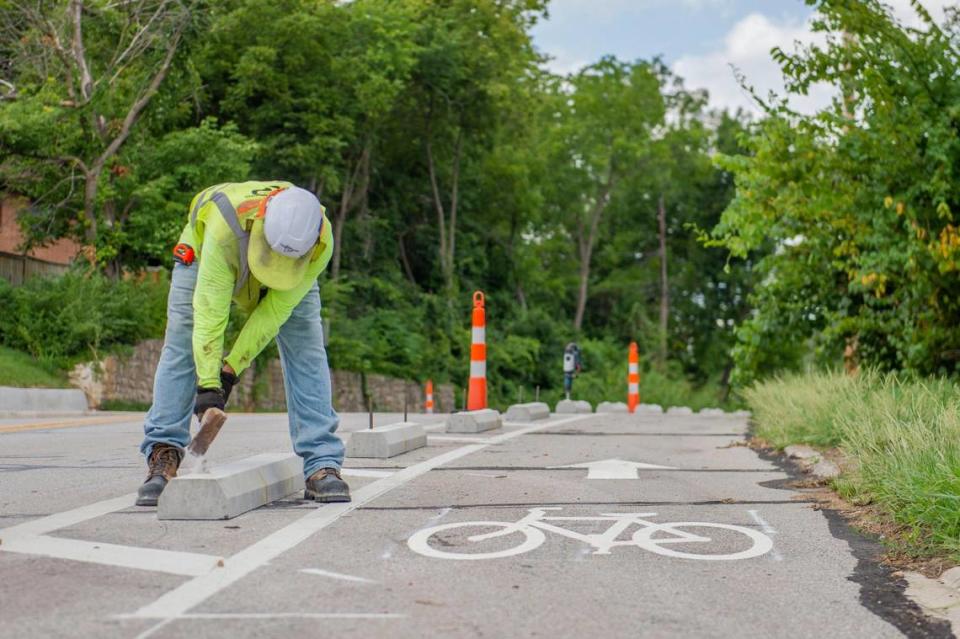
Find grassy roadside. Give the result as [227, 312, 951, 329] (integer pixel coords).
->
[746, 370, 960, 561]
[0, 345, 70, 388]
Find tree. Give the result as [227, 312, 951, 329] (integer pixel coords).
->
[0, 0, 198, 267]
[197, 0, 422, 280]
[710, 0, 960, 383]
[397, 0, 545, 296]
[539, 58, 665, 331]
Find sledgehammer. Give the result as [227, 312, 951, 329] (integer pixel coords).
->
[183, 408, 227, 472]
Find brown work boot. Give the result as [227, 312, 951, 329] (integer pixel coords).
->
[136, 443, 183, 507]
[304, 467, 351, 503]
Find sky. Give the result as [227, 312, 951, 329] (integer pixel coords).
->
[531, 0, 953, 114]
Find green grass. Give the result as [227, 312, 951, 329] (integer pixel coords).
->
[747, 369, 960, 558]
[98, 399, 151, 412]
[0, 345, 70, 388]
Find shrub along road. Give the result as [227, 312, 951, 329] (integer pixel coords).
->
[0, 410, 948, 638]
[747, 370, 960, 561]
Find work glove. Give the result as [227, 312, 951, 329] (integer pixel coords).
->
[220, 369, 238, 404]
[194, 387, 226, 419]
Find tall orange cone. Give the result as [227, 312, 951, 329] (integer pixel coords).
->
[425, 380, 435, 414]
[467, 291, 487, 410]
[627, 342, 640, 413]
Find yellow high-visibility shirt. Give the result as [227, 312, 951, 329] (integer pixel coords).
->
[176, 181, 333, 389]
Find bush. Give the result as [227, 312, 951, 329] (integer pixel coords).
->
[747, 370, 960, 557]
[0, 271, 168, 367]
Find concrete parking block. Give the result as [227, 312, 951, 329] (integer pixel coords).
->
[505, 402, 550, 421]
[158, 453, 302, 520]
[446, 409, 502, 433]
[556, 399, 592, 414]
[666, 406, 694, 415]
[636, 403, 664, 413]
[347, 422, 427, 458]
[596, 401, 629, 413]
[699, 408, 726, 416]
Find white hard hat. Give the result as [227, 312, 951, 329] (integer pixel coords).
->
[263, 187, 322, 257]
[248, 186, 323, 291]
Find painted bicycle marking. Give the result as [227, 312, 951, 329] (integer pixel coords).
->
[407, 507, 773, 561]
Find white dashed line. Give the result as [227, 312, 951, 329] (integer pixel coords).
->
[125, 415, 593, 621]
[299, 568, 379, 584]
[748, 509, 783, 561]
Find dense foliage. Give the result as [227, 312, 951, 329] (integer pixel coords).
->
[0, 0, 754, 406]
[711, 0, 960, 384]
[0, 272, 167, 365]
[11, 1, 954, 403]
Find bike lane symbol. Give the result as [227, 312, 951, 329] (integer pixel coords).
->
[407, 507, 773, 561]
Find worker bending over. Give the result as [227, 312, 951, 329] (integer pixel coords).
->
[136, 181, 349, 506]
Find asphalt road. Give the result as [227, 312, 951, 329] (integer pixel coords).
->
[0, 409, 949, 638]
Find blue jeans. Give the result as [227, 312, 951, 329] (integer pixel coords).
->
[140, 262, 344, 479]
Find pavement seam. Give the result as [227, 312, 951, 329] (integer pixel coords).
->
[356, 499, 801, 510]
[121, 414, 595, 622]
[426, 466, 776, 473]
[524, 431, 746, 436]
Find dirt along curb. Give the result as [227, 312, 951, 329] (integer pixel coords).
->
[783, 444, 841, 480]
[754, 438, 960, 637]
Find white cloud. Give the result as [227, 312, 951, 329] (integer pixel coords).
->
[542, 53, 591, 76]
[673, 13, 833, 115]
[885, 0, 951, 26]
[672, 1, 955, 116]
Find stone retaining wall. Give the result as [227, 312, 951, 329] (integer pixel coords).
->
[71, 339, 455, 413]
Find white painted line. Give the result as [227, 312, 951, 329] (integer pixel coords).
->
[340, 468, 395, 478]
[127, 414, 593, 620]
[747, 509, 777, 534]
[178, 613, 406, 620]
[1, 535, 223, 576]
[132, 617, 174, 639]
[748, 509, 783, 561]
[0, 492, 136, 539]
[121, 612, 406, 625]
[551, 458, 675, 479]
[299, 568, 378, 584]
[383, 506, 453, 560]
[487, 415, 589, 443]
[428, 435, 490, 443]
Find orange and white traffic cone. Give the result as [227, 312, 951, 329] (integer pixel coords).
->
[467, 291, 487, 411]
[425, 380, 435, 414]
[627, 342, 640, 413]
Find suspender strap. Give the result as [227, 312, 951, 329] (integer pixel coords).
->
[190, 184, 220, 228]
[209, 191, 251, 296]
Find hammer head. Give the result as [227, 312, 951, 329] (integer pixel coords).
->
[185, 408, 227, 457]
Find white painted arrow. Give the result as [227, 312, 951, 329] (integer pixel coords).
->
[550, 458, 675, 479]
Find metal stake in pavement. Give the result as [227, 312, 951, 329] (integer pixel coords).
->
[368, 395, 374, 430]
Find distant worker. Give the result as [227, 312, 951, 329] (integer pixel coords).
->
[563, 342, 582, 399]
[136, 181, 349, 506]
